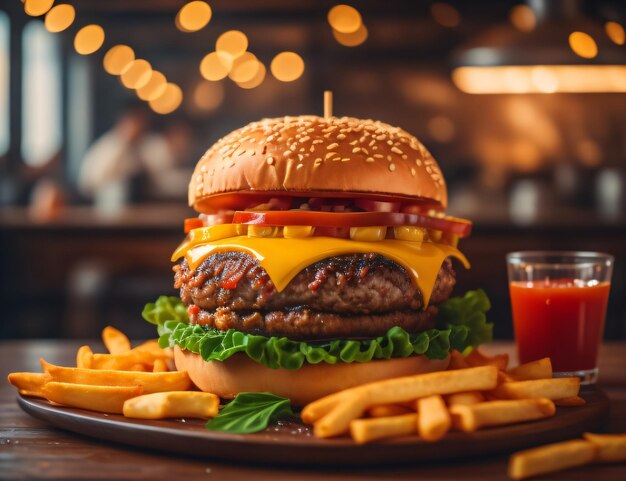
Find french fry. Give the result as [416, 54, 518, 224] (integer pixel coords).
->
[102, 326, 131, 355]
[508, 439, 596, 480]
[445, 391, 485, 406]
[448, 350, 470, 370]
[350, 414, 418, 444]
[583, 432, 626, 462]
[492, 378, 579, 401]
[367, 404, 413, 418]
[507, 358, 552, 381]
[91, 350, 157, 371]
[301, 391, 348, 424]
[465, 349, 509, 371]
[123, 391, 219, 419]
[129, 364, 148, 372]
[42, 382, 143, 414]
[417, 395, 450, 442]
[498, 371, 516, 384]
[450, 398, 555, 432]
[76, 345, 93, 369]
[152, 359, 168, 373]
[309, 366, 498, 437]
[134, 339, 174, 359]
[555, 396, 586, 407]
[315, 393, 368, 438]
[40, 360, 191, 393]
[7, 372, 50, 398]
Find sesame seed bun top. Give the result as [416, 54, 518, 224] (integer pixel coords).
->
[189, 116, 447, 213]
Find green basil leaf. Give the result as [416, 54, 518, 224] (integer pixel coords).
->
[206, 392, 293, 434]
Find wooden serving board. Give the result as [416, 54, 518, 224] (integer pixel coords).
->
[17, 387, 609, 467]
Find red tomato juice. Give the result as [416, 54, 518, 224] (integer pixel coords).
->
[509, 279, 610, 372]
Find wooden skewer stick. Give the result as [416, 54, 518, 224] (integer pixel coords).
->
[324, 91, 333, 118]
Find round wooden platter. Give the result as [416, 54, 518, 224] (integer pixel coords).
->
[17, 387, 609, 467]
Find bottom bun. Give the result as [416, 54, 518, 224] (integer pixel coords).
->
[174, 346, 450, 406]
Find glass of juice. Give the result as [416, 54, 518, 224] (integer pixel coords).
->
[507, 251, 613, 384]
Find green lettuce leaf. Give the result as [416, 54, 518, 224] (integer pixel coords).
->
[144, 290, 493, 370]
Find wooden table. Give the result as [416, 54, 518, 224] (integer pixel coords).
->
[1, 341, 625, 480]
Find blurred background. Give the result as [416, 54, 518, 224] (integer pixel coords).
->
[0, 0, 624, 341]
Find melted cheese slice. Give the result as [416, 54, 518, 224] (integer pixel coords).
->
[173, 236, 469, 306]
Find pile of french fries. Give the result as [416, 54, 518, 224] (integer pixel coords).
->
[8, 326, 219, 420]
[302, 349, 582, 443]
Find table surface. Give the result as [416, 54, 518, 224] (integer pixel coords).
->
[1, 340, 625, 481]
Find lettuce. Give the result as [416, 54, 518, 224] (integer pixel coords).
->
[143, 291, 493, 371]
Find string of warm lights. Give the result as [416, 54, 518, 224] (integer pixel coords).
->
[22, 0, 182, 115]
[327, 4, 368, 47]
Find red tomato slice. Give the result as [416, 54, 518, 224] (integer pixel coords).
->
[184, 218, 204, 234]
[232, 211, 472, 237]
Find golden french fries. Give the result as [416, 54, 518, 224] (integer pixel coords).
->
[7, 372, 50, 398]
[40, 359, 191, 393]
[76, 345, 93, 369]
[123, 391, 219, 419]
[350, 414, 418, 444]
[102, 326, 131, 355]
[367, 404, 413, 418]
[42, 382, 143, 414]
[508, 439, 596, 480]
[445, 391, 485, 406]
[465, 349, 509, 371]
[301, 391, 347, 424]
[152, 359, 168, 373]
[92, 350, 158, 371]
[135, 339, 174, 359]
[583, 432, 626, 462]
[507, 358, 552, 381]
[450, 398, 555, 432]
[417, 395, 451, 442]
[493, 378, 580, 401]
[311, 366, 498, 438]
[555, 396, 586, 407]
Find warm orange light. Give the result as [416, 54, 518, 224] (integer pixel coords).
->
[270, 52, 305, 82]
[136, 71, 167, 101]
[605, 21, 625, 45]
[509, 5, 536, 32]
[216, 31, 248, 60]
[568, 31, 598, 59]
[24, 0, 54, 17]
[427, 116, 456, 143]
[177, 1, 212, 32]
[430, 2, 460, 28]
[332, 24, 368, 47]
[103, 45, 135, 75]
[229, 52, 260, 83]
[199, 52, 230, 81]
[150, 83, 183, 114]
[74, 25, 105, 55]
[327, 5, 362, 34]
[193, 81, 225, 111]
[452, 65, 626, 94]
[120, 59, 153, 89]
[237, 62, 266, 89]
[44, 4, 75, 33]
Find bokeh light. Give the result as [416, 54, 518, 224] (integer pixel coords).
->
[24, 0, 54, 17]
[229, 52, 260, 83]
[136, 71, 167, 101]
[332, 24, 368, 47]
[530, 67, 559, 93]
[237, 62, 266, 89]
[430, 2, 460, 28]
[176, 1, 212, 32]
[103, 45, 135, 75]
[270, 52, 305, 82]
[327, 5, 362, 34]
[199, 52, 230, 81]
[605, 22, 625, 45]
[150, 83, 183, 114]
[568, 31, 598, 59]
[120, 59, 153, 89]
[509, 5, 536, 32]
[216, 30, 248, 60]
[44, 4, 75, 33]
[193, 81, 225, 111]
[74, 25, 105, 55]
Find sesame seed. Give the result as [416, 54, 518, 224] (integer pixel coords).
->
[352, 147, 361, 154]
[341, 158, 350, 162]
[416, 159, 422, 166]
[296, 163, 303, 170]
[426, 166, 433, 173]
[389, 163, 396, 172]
[266, 157, 275, 165]
[300, 136, 310, 143]
[411, 168, 416, 176]
[284, 150, 293, 157]
[196, 175, 202, 182]
[298, 154, 304, 160]
[290, 143, 298, 152]
[361, 148, 369, 155]
[349, 140, 358, 146]
[376, 135, 386, 141]
[387, 155, 392, 161]
[327, 143, 339, 150]
[325, 152, 336, 160]
[369, 140, 376, 147]
[366, 157, 375, 162]
[314, 158, 322, 165]
[391, 147, 403, 155]
[332, 156, 341, 161]
[337, 134, 346, 140]
[200, 165, 207, 173]
[402, 155, 408, 160]
[312, 139, 323, 144]
[374, 154, 384, 158]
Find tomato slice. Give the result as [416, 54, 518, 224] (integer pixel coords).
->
[232, 211, 472, 237]
[184, 218, 203, 233]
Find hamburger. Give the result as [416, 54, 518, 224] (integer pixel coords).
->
[144, 115, 492, 406]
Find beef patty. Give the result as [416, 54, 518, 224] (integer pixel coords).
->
[174, 252, 456, 339]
